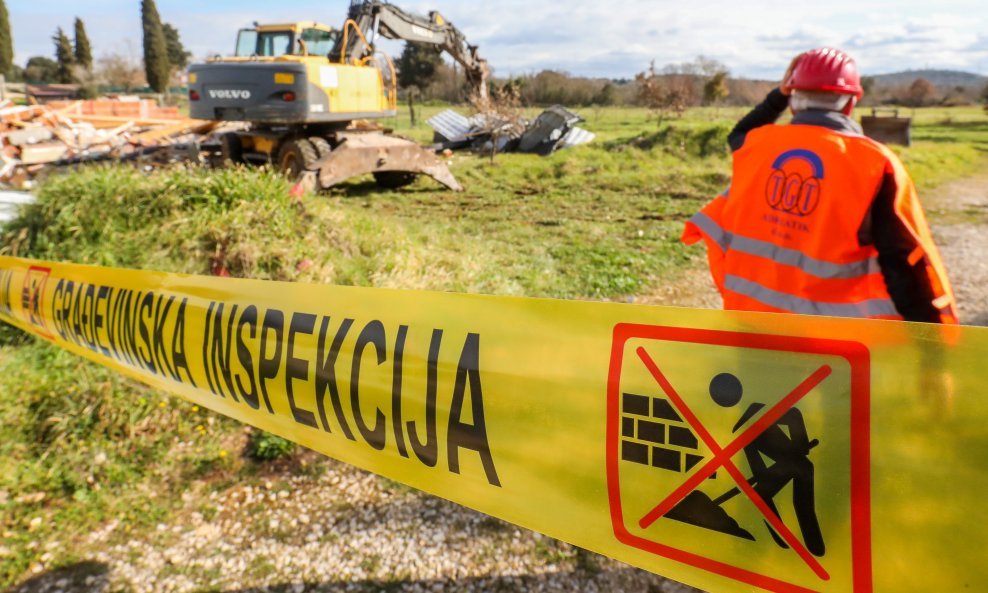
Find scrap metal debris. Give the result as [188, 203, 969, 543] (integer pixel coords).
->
[0, 98, 218, 188]
[861, 107, 912, 147]
[427, 105, 595, 155]
[0, 190, 34, 224]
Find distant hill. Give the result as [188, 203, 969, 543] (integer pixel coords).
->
[870, 69, 987, 89]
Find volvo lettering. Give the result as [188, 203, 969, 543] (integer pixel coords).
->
[208, 89, 253, 100]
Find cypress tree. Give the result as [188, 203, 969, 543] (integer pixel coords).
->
[396, 42, 442, 90]
[141, 0, 170, 92]
[53, 27, 75, 84]
[74, 17, 93, 70]
[0, 0, 12, 77]
[162, 23, 191, 70]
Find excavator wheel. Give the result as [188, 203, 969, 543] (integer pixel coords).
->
[278, 139, 319, 193]
[308, 136, 332, 160]
[220, 132, 243, 166]
[373, 171, 417, 189]
[278, 139, 319, 177]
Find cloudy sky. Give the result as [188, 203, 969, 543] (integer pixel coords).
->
[8, 0, 988, 80]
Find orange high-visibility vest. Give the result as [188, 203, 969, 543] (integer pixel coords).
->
[682, 123, 958, 323]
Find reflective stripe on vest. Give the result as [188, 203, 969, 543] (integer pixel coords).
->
[724, 274, 900, 318]
[689, 211, 881, 280]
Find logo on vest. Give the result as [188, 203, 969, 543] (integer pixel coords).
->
[764, 149, 824, 217]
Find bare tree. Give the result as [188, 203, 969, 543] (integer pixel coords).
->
[693, 55, 727, 78]
[636, 61, 694, 120]
[470, 81, 525, 163]
[904, 78, 938, 107]
[96, 42, 144, 92]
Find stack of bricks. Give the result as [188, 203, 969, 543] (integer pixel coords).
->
[620, 392, 709, 475]
[46, 99, 181, 120]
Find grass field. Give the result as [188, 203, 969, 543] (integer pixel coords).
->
[340, 103, 988, 297]
[0, 104, 985, 587]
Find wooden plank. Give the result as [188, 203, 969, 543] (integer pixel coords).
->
[129, 120, 218, 144]
[64, 114, 190, 127]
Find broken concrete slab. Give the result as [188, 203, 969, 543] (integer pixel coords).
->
[2, 127, 55, 146]
[19, 143, 69, 165]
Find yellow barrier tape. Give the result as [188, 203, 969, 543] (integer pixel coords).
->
[1, 255, 986, 593]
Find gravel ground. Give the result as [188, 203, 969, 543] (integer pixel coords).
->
[7, 174, 986, 593]
[926, 173, 988, 326]
[8, 454, 701, 593]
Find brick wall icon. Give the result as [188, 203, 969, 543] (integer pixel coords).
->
[620, 392, 707, 475]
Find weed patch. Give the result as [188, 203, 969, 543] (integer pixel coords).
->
[247, 431, 297, 461]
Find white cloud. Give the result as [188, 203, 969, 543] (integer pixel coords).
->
[9, 0, 988, 78]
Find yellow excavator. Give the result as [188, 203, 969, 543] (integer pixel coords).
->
[187, 1, 490, 191]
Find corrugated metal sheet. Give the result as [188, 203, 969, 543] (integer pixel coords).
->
[560, 126, 595, 148]
[427, 109, 473, 142]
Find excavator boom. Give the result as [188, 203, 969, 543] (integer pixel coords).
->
[336, 0, 489, 103]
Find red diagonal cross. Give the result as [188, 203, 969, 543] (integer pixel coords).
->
[635, 346, 832, 582]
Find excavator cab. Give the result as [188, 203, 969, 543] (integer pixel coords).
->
[233, 23, 340, 58]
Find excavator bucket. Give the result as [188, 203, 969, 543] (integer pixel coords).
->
[308, 132, 463, 191]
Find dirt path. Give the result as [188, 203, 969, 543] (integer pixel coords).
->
[640, 172, 988, 326]
[924, 173, 988, 326]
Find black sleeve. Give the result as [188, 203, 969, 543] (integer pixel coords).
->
[862, 170, 942, 322]
[728, 88, 790, 152]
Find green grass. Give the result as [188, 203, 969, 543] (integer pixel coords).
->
[324, 108, 737, 298]
[894, 106, 988, 190]
[0, 103, 985, 588]
[326, 104, 987, 297]
[2, 166, 312, 279]
[247, 431, 297, 461]
[0, 338, 239, 583]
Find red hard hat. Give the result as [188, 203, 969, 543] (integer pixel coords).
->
[787, 47, 863, 99]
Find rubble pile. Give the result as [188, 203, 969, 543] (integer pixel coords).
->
[0, 98, 217, 188]
[427, 105, 595, 155]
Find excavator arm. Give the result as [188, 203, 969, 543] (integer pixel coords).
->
[334, 0, 489, 102]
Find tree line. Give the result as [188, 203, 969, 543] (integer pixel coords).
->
[396, 46, 773, 108]
[396, 43, 988, 112]
[862, 76, 987, 108]
[0, 0, 189, 94]
[0, 2, 984, 109]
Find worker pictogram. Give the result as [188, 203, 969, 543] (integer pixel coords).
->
[607, 324, 871, 593]
[22, 266, 53, 339]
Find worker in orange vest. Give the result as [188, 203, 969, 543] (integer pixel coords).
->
[682, 48, 958, 324]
